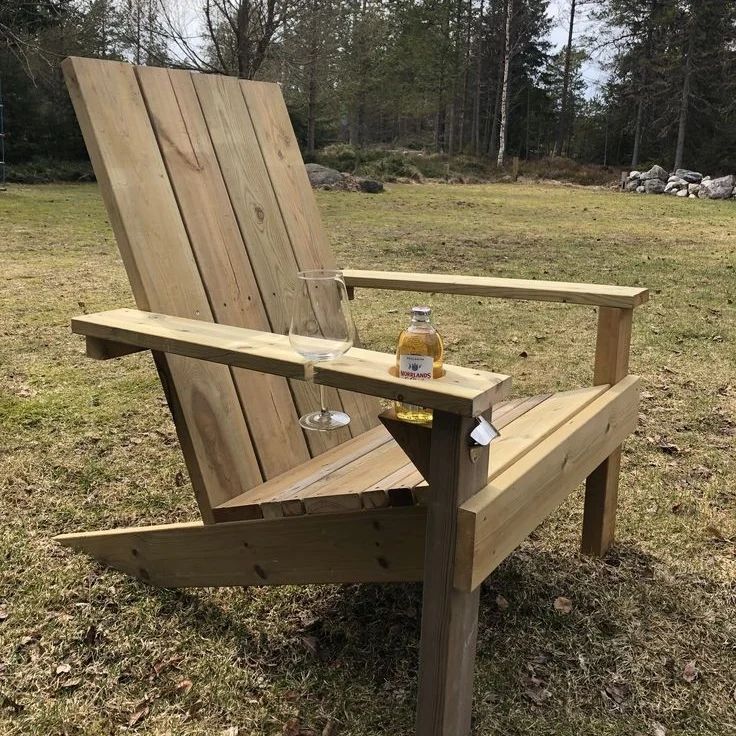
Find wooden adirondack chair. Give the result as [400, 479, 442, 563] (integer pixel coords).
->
[58, 57, 648, 735]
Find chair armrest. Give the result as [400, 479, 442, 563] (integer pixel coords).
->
[72, 308, 511, 417]
[342, 269, 649, 309]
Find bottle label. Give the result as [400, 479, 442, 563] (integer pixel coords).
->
[399, 354, 433, 380]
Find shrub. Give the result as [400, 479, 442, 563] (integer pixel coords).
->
[7, 158, 94, 184]
[363, 153, 424, 182]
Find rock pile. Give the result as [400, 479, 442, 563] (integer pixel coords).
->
[305, 163, 384, 193]
[624, 166, 736, 200]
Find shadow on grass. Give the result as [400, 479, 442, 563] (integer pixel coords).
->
[126, 540, 733, 732]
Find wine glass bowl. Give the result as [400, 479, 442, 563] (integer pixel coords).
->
[289, 269, 354, 430]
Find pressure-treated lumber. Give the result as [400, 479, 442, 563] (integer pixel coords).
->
[240, 78, 381, 439]
[214, 425, 394, 521]
[72, 309, 309, 378]
[315, 346, 511, 416]
[55, 507, 426, 587]
[135, 65, 311, 475]
[72, 309, 512, 417]
[416, 411, 490, 736]
[213, 387, 607, 521]
[581, 307, 633, 556]
[382, 386, 606, 505]
[342, 269, 649, 309]
[190, 70, 350, 452]
[378, 410, 431, 480]
[455, 375, 640, 592]
[62, 57, 262, 517]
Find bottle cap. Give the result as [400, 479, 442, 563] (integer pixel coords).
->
[411, 306, 431, 319]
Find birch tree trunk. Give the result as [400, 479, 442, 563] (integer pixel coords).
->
[496, 0, 512, 168]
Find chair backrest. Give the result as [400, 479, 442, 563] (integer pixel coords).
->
[63, 58, 380, 521]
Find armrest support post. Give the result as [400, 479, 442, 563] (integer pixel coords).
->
[582, 306, 633, 556]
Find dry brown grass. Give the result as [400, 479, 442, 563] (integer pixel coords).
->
[1, 182, 734, 735]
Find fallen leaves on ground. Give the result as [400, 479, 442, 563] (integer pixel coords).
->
[495, 594, 509, 611]
[128, 701, 150, 727]
[174, 678, 193, 696]
[283, 717, 317, 736]
[682, 660, 699, 683]
[553, 596, 573, 614]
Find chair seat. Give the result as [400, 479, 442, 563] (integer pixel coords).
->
[212, 386, 607, 522]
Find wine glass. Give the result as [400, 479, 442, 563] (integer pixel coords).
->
[289, 269, 354, 430]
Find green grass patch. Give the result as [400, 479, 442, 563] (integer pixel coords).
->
[0, 182, 734, 735]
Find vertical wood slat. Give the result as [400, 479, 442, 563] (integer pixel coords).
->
[135, 66, 310, 477]
[581, 306, 633, 555]
[415, 411, 490, 736]
[239, 80, 381, 438]
[62, 57, 263, 517]
[191, 72, 350, 454]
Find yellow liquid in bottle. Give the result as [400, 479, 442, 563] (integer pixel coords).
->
[395, 311, 444, 424]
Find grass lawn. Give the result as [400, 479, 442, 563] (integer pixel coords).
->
[1, 181, 734, 735]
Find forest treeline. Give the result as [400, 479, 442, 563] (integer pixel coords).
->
[2, 0, 736, 173]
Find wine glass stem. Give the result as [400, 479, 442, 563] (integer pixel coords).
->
[319, 383, 328, 415]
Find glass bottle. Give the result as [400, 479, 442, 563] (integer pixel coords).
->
[395, 306, 444, 423]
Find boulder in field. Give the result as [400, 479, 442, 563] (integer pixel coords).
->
[640, 165, 668, 182]
[689, 193, 697, 198]
[628, 171, 642, 180]
[664, 181, 681, 193]
[644, 179, 666, 194]
[699, 174, 734, 199]
[675, 169, 703, 183]
[625, 179, 640, 192]
[636, 185, 646, 193]
[357, 178, 384, 193]
[667, 176, 687, 186]
[688, 183, 701, 195]
[676, 188, 689, 197]
[305, 163, 345, 188]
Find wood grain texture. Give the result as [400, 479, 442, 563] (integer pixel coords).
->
[239, 79, 381, 437]
[342, 269, 649, 308]
[72, 309, 309, 378]
[214, 425, 393, 521]
[416, 411, 490, 736]
[378, 410, 431, 480]
[62, 57, 262, 516]
[136, 66, 310, 477]
[72, 309, 511, 416]
[191, 71, 348, 454]
[582, 307, 634, 556]
[456, 375, 640, 592]
[316, 346, 511, 417]
[213, 390, 600, 522]
[55, 507, 426, 586]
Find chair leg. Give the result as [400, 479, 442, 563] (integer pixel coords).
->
[581, 450, 621, 556]
[415, 411, 489, 736]
[581, 306, 632, 556]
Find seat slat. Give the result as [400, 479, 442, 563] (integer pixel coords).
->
[211, 388, 604, 522]
[302, 442, 412, 515]
[240, 80, 381, 438]
[216, 426, 393, 522]
[62, 58, 263, 518]
[136, 66, 311, 478]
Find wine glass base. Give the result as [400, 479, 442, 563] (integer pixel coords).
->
[299, 410, 351, 431]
